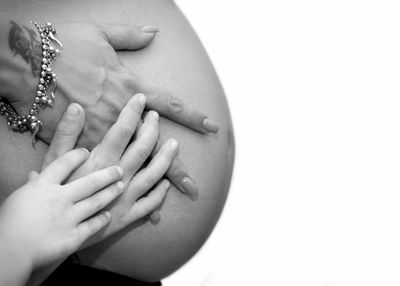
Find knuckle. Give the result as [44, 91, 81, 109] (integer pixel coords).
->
[141, 203, 155, 215]
[120, 70, 136, 90]
[167, 162, 185, 180]
[134, 144, 151, 162]
[152, 191, 164, 206]
[91, 198, 104, 213]
[144, 174, 158, 187]
[118, 125, 135, 138]
[86, 175, 99, 188]
[94, 213, 108, 227]
[166, 93, 184, 115]
[54, 125, 75, 140]
[86, 221, 97, 234]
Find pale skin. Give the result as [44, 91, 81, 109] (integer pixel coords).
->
[0, 14, 218, 199]
[0, 152, 122, 286]
[0, 94, 179, 285]
[42, 94, 180, 246]
[0, 0, 235, 281]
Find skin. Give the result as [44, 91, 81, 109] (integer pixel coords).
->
[0, 11, 210, 202]
[0, 154, 122, 286]
[0, 0, 235, 282]
[0, 97, 178, 286]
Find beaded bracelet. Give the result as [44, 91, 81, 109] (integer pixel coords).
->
[0, 21, 62, 142]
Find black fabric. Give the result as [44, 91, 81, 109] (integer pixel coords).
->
[41, 258, 161, 286]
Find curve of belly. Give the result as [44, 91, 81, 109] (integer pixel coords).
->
[7, 0, 235, 281]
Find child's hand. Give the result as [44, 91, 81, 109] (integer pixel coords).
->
[0, 149, 124, 270]
[25, 95, 177, 286]
[42, 94, 178, 247]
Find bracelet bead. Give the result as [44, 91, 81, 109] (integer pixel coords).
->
[0, 21, 62, 143]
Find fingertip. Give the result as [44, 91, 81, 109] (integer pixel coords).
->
[80, 148, 90, 157]
[149, 211, 161, 225]
[115, 166, 124, 178]
[180, 177, 199, 200]
[144, 110, 159, 121]
[152, 111, 159, 120]
[77, 147, 90, 162]
[137, 93, 147, 106]
[66, 103, 82, 116]
[202, 118, 219, 133]
[163, 179, 171, 190]
[169, 139, 179, 151]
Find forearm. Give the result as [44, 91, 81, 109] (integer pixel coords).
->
[0, 14, 38, 105]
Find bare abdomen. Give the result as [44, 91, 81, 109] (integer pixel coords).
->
[2, 0, 235, 281]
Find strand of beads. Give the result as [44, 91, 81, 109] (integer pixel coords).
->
[0, 97, 25, 132]
[0, 21, 62, 139]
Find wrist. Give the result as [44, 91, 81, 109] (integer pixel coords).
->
[0, 17, 40, 107]
[0, 236, 33, 286]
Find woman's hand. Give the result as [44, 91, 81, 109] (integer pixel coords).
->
[41, 94, 177, 245]
[0, 149, 124, 273]
[3, 19, 205, 196]
[9, 20, 218, 148]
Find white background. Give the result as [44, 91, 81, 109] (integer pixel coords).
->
[165, 1, 400, 286]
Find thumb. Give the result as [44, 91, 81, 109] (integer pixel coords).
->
[100, 23, 159, 51]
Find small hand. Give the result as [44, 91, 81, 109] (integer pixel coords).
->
[42, 94, 177, 245]
[44, 95, 199, 226]
[0, 149, 124, 270]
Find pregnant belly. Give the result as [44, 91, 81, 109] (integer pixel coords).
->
[8, 0, 235, 281]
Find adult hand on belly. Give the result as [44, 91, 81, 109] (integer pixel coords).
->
[2, 19, 210, 199]
[20, 20, 215, 199]
[0, 2, 234, 280]
[34, 21, 218, 149]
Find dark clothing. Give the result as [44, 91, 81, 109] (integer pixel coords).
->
[41, 257, 161, 286]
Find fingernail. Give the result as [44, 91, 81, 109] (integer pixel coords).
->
[152, 111, 159, 120]
[116, 181, 124, 193]
[67, 103, 80, 116]
[81, 148, 89, 155]
[104, 211, 111, 221]
[141, 26, 159, 33]
[169, 139, 178, 150]
[116, 166, 124, 177]
[181, 177, 199, 196]
[164, 180, 171, 189]
[138, 93, 146, 106]
[203, 118, 219, 133]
